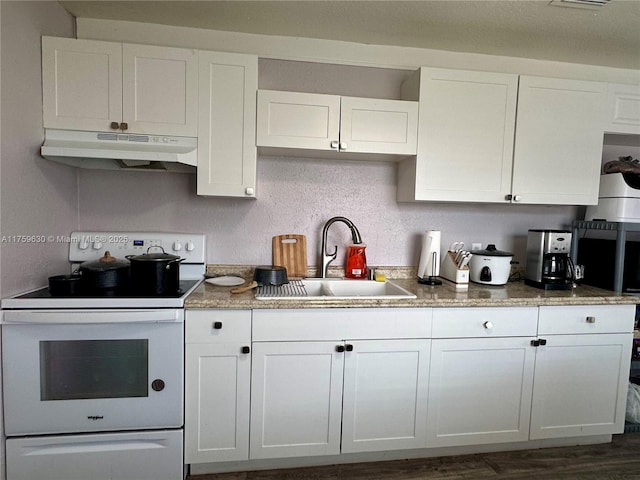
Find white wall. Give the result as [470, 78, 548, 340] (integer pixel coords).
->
[0, 1, 76, 297]
[78, 156, 578, 269]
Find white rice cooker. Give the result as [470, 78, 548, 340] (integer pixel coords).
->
[469, 244, 513, 286]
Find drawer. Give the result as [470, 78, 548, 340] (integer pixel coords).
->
[185, 309, 251, 343]
[432, 307, 538, 338]
[538, 304, 635, 335]
[252, 308, 431, 341]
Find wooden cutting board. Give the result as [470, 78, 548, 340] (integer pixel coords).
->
[272, 234, 307, 278]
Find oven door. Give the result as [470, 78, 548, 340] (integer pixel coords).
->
[2, 309, 184, 436]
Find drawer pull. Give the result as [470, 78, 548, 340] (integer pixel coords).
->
[586, 316, 596, 324]
[213, 321, 223, 330]
[483, 321, 493, 329]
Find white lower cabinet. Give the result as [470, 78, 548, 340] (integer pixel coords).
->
[341, 339, 430, 453]
[184, 310, 252, 463]
[249, 341, 345, 459]
[184, 304, 635, 468]
[427, 307, 538, 447]
[529, 305, 635, 439]
[250, 338, 431, 459]
[428, 305, 635, 448]
[428, 336, 536, 447]
[249, 308, 432, 459]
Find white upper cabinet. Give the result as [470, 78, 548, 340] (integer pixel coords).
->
[397, 68, 518, 203]
[256, 90, 418, 157]
[398, 68, 607, 205]
[121, 44, 198, 136]
[42, 36, 198, 136]
[511, 76, 606, 205]
[197, 51, 258, 198]
[257, 90, 341, 151]
[605, 83, 640, 135]
[42, 37, 122, 132]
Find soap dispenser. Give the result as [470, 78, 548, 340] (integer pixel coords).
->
[345, 244, 367, 279]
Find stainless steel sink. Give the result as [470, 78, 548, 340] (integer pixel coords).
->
[255, 278, 416, 300]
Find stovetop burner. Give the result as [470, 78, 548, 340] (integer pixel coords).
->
[15, 280, 200, 300]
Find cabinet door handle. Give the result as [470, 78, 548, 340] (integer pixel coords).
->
[483, 321, 493, 329]
[505, 194, 513, 201]
[335, 345, 345, 352]
[513, 195, 522, 202]
[241, 346, 250, 354]
[110, 121, 120, 130]
[531, 339, 540, 347]
[330, 140, 339, 150]
[245, 187, 255, 196]
[586, 316, 596, 323]
[539, 339, 547, 346]
[120, 122, 128, 131]
[345, 344, 353, 352]
[213, 321, 223, 330]
[339, 142, 347, 151]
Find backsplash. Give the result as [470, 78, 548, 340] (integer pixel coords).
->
[78, 155, 578, 268]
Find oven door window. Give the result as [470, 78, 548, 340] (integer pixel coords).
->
[40, 339, 148, 400]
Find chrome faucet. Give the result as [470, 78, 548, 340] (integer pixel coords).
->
[320, 216, 363, 278]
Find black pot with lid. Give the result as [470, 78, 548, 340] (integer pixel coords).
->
[78, 251, 131, 292]
[126, 247, 184, 295]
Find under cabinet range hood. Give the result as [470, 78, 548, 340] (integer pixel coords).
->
[41, 129, 198, 173]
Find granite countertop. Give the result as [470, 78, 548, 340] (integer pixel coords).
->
[185, 266, 640, 309]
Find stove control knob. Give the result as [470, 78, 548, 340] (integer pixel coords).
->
[186, 241, 195, 252]
[172, 241, 182, 251]
[93, 241, 103, 250]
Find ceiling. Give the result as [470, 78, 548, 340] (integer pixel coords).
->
[58, 0, 640, 69]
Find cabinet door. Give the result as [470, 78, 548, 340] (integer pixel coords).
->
[42, 36, 122, 132]
[122, 43, 198, 136]
[427, 337, 535, 447]
[256, 90, 341, 151]
[398, 67, 517, 203]
[511, 76, 606, 205]
[339, 97, 418, 155]
[341, 339, 430, 453]
[605, 83, 640, 135]
[530, 333, 632, 439]
[184, 343, 251, 463]
[197, 52, 258, 197]
[249, 341, 344, 459]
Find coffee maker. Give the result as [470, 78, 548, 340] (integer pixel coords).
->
[525, 229, 575, 290]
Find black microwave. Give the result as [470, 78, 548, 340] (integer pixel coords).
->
[577, 238, 640, 293]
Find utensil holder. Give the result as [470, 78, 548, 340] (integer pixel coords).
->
[440, 252, 470, 285]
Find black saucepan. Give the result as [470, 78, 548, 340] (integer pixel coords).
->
[253, 265, 288, 286]
[230, 266, 289, 294]
[48, 274, 85, 296]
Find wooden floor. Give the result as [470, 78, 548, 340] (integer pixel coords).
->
[188, 433, 640, 480]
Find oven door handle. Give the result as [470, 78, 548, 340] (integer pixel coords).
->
[2, 309, 182, 324]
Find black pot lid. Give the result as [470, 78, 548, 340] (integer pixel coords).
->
[470, 244, 513, 257]
[128, 247, 181, 262]
[80, 251, 130, 271]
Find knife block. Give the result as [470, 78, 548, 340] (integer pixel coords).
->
[440, 252, 470, 285]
